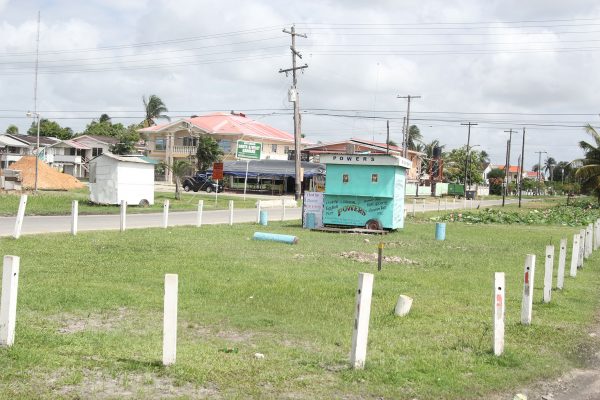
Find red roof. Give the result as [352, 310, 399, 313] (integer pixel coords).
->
[140, 112, 295, 143]
[493, 165, 520, 173]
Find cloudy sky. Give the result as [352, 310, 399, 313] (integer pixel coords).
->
[1, 0, 600, 168]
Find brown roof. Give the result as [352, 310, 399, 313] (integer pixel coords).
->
[6, 134, 59, 146]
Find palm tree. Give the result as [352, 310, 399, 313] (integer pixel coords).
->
[142, 95, 170, 127]
[575, 124, 600, 202]
[162, 159, 191, 200]
[544, 157, 557, 181]
[407, 125, 422, 150]
[196, 135, 223, 172]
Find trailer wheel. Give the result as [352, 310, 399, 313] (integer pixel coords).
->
[139, 199, 150, 207]
[365, 219, 382, 230]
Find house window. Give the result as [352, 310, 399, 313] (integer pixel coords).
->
[343, 174, 349, 183]
[284, 146, 290, 154]
[218, 140, 232, 153]
[155, 138, 166, 151]
[183, 137, 198, 147]
[68, 148, 76, 156]
[371, 174, 379, 183]
[92, 148, 103, 157]
[271, 144, 278, 153]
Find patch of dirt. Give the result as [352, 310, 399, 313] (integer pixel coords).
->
[50, 369, 219, 399]
[53, 307, 130, 334]
[185, 322, 254, 343]
[339, 251, 419, 265]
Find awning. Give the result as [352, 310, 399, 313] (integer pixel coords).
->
[209, 160, 325, 179]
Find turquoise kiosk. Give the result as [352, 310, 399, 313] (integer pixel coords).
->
[320, 154, 411, 230]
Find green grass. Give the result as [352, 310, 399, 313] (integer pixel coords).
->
[0, 188, 260, 216]
[0, 218, 599, 398]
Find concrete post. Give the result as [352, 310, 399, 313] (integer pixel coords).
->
[162, 273, 178, 366]
[71, 200, 78, 236]
[12, 195, 27, 239]
[257, 200, 262, 223]
[0, 256, 20, 347]
[120, 200, 127, 232]
[229, 200, 234, 226]
[579, 229, 585, 268]
[197, 200, 203, 227]
[521, 254, 535, 325]
[557, 239, 567, 290]
[163, 200, 169, 229]
[493, 272, 505, 356]
[281, 198, 286, 221]
[350, 272, 374, 369]
[570, 233, 580, 277]
[543, 245, 554, 303]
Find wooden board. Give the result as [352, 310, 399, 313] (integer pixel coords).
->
[311, 227, 388, 235]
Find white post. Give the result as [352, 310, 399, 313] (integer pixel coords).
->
[557, 238, 567, 290]
[163, 200, 169, 229]
[120, 200, 127, 232]
[543, 245, 554, 303]
[521, 254, 535, 325]
[70, 200, 78, 236]
[197, 200, 203, 227]
[579, 229, 585, 268]
[0, 255, 20, 347]
[493, 272, 505, 356]
[350, 272, 374, 369]
[162, 273, 178, 366]
[437, 199, 440, 212]
[595, 220, 600, 250]
[229, 200, 234, 226]
[587, 224, 593, 258]
[412, 198, 416, 217]
[463, 197, 466, 209]
[281, 198, 286, 221]
[257, 200, 262, 223]
[570, 233, 580, 277]
[12, 195, 27, 239]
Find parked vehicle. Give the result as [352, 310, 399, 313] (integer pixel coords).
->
[182, 173, 224, 193]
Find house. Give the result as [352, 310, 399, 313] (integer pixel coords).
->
[490, 165, 521, 182]
[0, 134, 31, 170]
[303, 138, 424, 183]
[46, 139, 91, 178]
[139, 111, 302, 182]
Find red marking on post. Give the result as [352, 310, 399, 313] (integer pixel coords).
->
[524, 271, 529, 285]
[496, 294, 502, 308]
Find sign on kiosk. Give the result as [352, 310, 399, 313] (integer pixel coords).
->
[212, 162, 224, 180]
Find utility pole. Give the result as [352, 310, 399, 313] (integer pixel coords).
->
[397, 95, 421, 158]
[519, 128, 526, 208]
[535, 150, 548, 196]
[33, 11, 40, 193]
[386, 120, 390, 155]
[279, 25, 308, 201]
[461, 122, 477, 197]
[502, 129, 514, 206]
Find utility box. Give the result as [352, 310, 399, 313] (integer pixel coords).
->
[321, 154, 411, 230]
[89, 153, 155, 206]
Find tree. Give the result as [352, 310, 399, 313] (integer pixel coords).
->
[487, 168, 505, 195]
[552, 161, 574, 182]
[27, 119, 73, 139]
[161, 159, 191, 200]
[5, 125, 18, 135]
[575, 124, 600, 202]
[544, 157, 557, 181]
[407, 125, 422, 150]
[142, 95, 170, 127]
[109, 124, 141, 155]
[82, 115, 129, 138]
[196, 135, 223, 172]
[443, 147, 486, 185]
[99, 113, 111, 123]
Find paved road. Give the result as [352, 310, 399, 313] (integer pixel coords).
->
[0, 198, 524, 237]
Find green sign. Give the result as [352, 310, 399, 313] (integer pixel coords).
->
[236, 140, 262, 160]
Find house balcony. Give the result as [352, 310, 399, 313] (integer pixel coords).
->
[51, 154, 82, 164]
[149, 146, 197, 157]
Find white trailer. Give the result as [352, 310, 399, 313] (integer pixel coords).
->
[89, 153, 155, 206]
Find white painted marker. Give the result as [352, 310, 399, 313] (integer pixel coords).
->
[493, 272, 505, 356]
[570, 233, 580, 277]
[162, 273, 178, 365]
[350, 272, 374, 369]
[257, 200, 262, 223]
[163, 200, 169, 228]
[521, 255, 535, 325]
[12, 195, 27, 239]
[71, 200, 78, 236]
[197, 200, 203, 227]
[557, 239, 567, 289]
[229, 200, 234, 226]
[0, 256, 20, 347]
[543, 245, 554, 303]
[281, 198, 286, 221]
[120, 200, 127, 232]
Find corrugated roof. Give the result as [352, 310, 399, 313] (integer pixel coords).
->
[50, 139, 92, 150]
[91, 153, 151, 164]
[6, 134, 59, 146]
[0, 134, 30, 148]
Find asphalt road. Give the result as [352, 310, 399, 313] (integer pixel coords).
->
[0, 198, 523, 237]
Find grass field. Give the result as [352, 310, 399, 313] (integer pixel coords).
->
[0, 188, 260, 217]
[1, 216, 600, 399]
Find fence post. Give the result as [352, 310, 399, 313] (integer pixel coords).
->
[12, 195, 27, 239]
[521, 255, 535, 325]
[197, 200, 203, 227]
[543, 245, 554, 303]
[0, 255, 20, 347]
[493, 272, 505, 356]
[163, 200, 170, 228]
[257, 200, 262, 223]
[163, 273, 178, 366]
[557, 239, 567, 289]
[579, 229, 585, 268]
[120, 200, 127, 232]
[350, 272, 374, 369]
[281, 198, 286, 221]
[229, 200, 234, 226]
[570, 233, 580, 277]
[71, 200, 78, 236]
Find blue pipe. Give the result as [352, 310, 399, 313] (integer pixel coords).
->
[253, 232, 299, 244]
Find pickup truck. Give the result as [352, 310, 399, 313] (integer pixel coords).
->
[182, 173, 224, 193]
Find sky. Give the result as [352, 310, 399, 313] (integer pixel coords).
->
[1, 0, 600, 169]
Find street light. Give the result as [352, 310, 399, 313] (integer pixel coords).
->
[26, 111, 40, 192]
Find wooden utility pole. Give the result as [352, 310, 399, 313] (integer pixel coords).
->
[461, 122, 477, 197]
[279, 25, 308, 201]
[518, 128, 526, 208]
[397, 95, 421, 158]
[502, 129, 514, 207]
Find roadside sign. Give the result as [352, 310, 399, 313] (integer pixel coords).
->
[212, 162, 224, 180]
[236, 140, 262, 160]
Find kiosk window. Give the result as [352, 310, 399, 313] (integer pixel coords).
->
[371, 174, 379, 183]
[342, 174, 349, 183]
